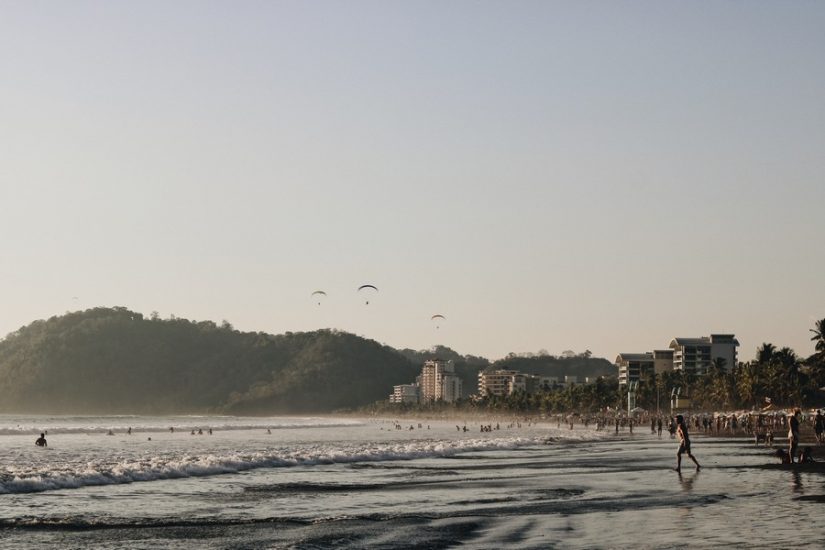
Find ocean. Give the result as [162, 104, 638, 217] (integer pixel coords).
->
[1, 414, 823, 549]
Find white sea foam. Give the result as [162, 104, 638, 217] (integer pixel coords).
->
[0, 428, 605, 495]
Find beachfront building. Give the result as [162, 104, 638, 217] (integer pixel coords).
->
[669, 334, 739, 376]
[389, 384, 419, 404]
[419, 359, 463, 403]
[479, 370, 555, 397]
[478, 370, 518, 397]
[653, 349, 675, 373]
[615, 350, 674, 386]
[615, 353, 655, 387]
[440, 373, 463, 403]
[513, 374, 555, 394]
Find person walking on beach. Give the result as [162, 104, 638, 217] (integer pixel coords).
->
[814, 410, 824, 445]
[35, 433, 47, 447]
[675, 415, 700, 472]
[788, 408, 801, 463]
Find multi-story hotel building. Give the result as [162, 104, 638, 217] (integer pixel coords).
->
[616, 350, 675, 386]
[419, 359, 462, 403]
[478, 370, 518, 397]
[669, 334, 739, 375]
[617, 335, 738, 384]
[389, 384, 419, 404]
[653, 349, 675, 373]
[615, 353, 655, 386]
[479, 370, 555, 396]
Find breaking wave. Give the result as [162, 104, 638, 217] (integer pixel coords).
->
[0, 433, 600, 495]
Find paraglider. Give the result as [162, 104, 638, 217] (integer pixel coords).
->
[358, 284, 378, 305]
[311, 290, 326, 306]
[431, 314, 446, 329]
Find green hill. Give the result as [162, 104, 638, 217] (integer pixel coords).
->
[0, 307, 419, 415]
[0, 308, 617, 415]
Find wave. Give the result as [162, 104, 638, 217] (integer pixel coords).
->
[0, 433, 602, 495]
[0, 416, 365, 436]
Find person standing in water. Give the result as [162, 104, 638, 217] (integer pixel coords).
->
[788, 408, 801, 464]
[35, 433, 47, 447]
[675, 415, 700, 472]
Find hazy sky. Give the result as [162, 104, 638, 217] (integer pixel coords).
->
[2, 1, 824, 361]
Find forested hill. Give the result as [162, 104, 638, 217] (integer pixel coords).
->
[0, 308, 420, 415]
[0, 308, 617, 414]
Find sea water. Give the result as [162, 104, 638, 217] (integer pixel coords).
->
[1, 414, 823, 549]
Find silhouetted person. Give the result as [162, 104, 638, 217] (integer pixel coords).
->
[35, 433, 47, 447]
[675, 415, 700, 472]
[788, 409, 801, 464]
[814, 410, 824, 444]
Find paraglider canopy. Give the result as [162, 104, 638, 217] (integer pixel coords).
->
[431, 314, 446, 329]
[311, 290, 326, 306]
[357, 284, 378, 305]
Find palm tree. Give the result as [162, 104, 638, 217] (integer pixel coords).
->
[593, 376, 618, 411]
[737, 362, 764, 409]
[767, 347, 802, 405]
[807, 318, 825, 388]
[635, 371, 657, 410]
[711, 357, 728, 372]
[706, 358, 730, 408]
[811, 318, 825, 356]
[756, 343, 776, 365]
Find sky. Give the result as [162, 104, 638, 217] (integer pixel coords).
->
[1, 1, 824, 362]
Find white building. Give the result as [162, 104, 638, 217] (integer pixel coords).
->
[440, 373, 462, 403]
[478, 370, 518, 397]
[389, 384, 419, 404]
[479, 370, 556, 396]
[420, 359, 462, 403]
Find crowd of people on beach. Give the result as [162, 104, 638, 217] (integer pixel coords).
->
[566, 407, 825, 466]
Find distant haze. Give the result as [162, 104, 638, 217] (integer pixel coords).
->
[1, 1, 823, 361]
